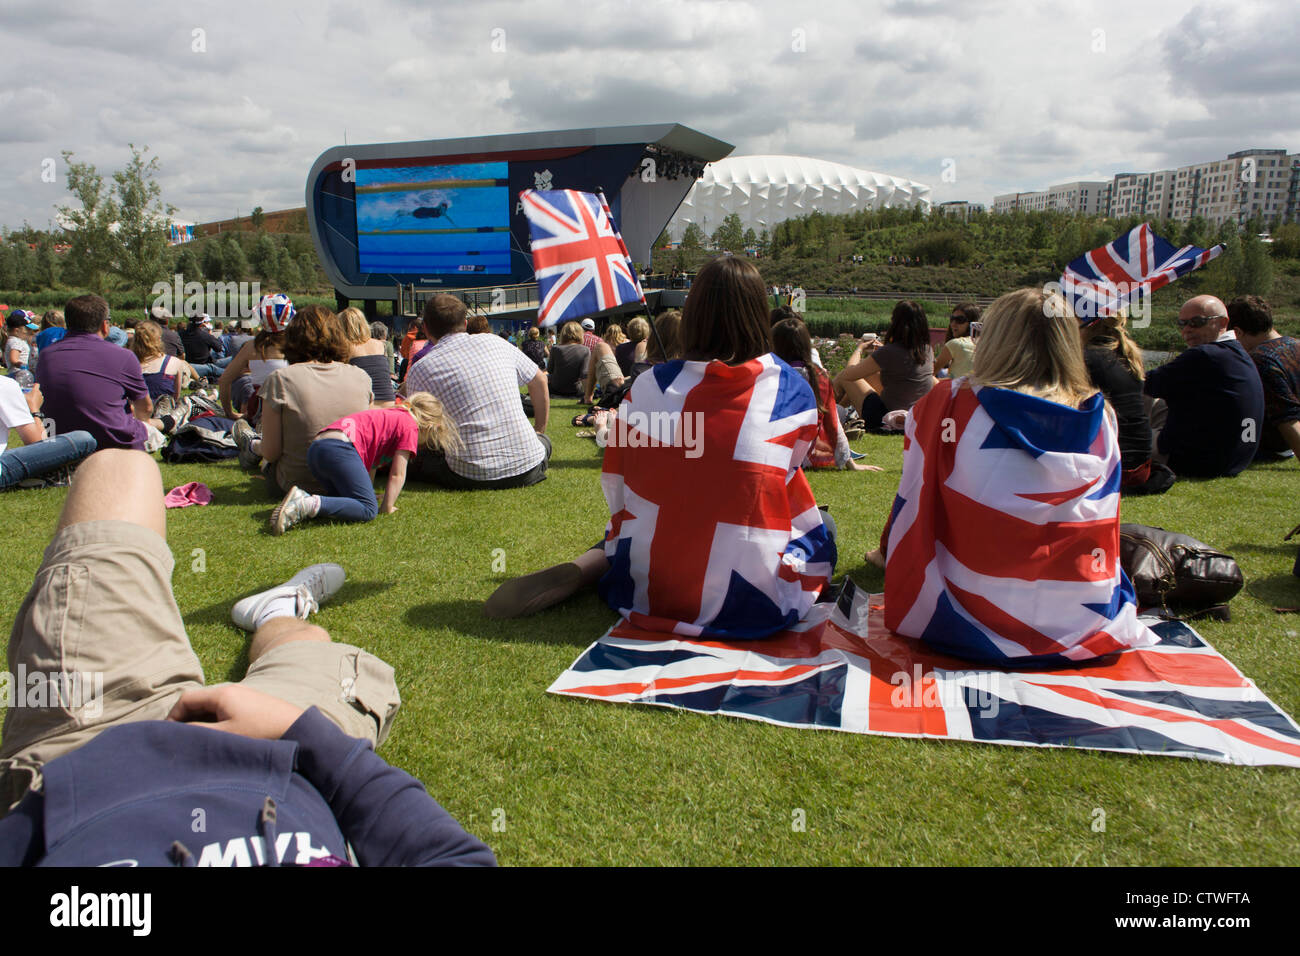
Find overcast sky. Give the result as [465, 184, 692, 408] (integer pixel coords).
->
[1, 0, 1297, 230]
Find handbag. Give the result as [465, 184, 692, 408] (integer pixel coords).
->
[1118, 524, 1244, 619]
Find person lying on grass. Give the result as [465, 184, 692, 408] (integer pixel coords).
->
[271, 393, 460, 534]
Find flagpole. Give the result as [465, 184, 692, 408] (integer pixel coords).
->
[594, 187, 670, 364]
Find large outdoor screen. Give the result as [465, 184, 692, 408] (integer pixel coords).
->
[354, 161, 511, 275]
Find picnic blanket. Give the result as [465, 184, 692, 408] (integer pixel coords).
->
[549, 580, 1300, 767]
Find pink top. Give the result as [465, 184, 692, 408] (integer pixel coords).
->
[322, 407, 419, 470]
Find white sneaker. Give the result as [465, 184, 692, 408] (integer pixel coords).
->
[230, 563, 346, 631]
[271, 485, 313, 536]
[232, 418, 260, 470]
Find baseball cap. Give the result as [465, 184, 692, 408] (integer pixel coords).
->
[581, 318, 595, 330]
[6, 309, 38, 331]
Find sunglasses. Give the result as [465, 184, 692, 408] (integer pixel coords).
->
[1176, 315, 1224, 329]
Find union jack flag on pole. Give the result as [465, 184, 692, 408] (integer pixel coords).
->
[1060, 222, 1224, 322]
[520, 188, 646, 327]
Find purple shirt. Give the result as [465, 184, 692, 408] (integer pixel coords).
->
[35, 332, 149, 450]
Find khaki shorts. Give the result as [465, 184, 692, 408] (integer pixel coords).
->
[1, 520, 400, 813]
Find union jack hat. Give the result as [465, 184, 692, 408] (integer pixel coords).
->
[257, 293, 295, 332]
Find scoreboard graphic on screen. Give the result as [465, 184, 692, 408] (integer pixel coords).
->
[305, 124, 732, 299]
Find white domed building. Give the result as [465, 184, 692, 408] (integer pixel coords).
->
[668, 155, 931, 240]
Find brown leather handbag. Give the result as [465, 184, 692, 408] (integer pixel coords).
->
[1118, 524, 1244, 620]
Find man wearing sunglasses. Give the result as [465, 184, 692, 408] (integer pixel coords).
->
[1144, 294, 1264, 478]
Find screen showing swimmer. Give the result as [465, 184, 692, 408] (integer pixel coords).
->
[354, 161, 510, 275]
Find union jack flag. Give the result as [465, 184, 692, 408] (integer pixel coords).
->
[883, 379, 1159, 665]
[598, 355, 836, 639]
[520, 188, 645, 327]
[549, 580, 1300, 767]
[1060, 222, 1223, 322]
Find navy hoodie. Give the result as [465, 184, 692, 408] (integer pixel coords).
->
[0, 708, 496, 867]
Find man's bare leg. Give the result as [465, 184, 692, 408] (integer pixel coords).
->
[57, 448, 166, 538]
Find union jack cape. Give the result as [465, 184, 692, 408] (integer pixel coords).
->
[549, 580, 1300, 768]
[598, 355, 836, 639]
[883, 379, 1159, 665]
[520, 188, 645, 327]
[1060, 223, 1224, 322]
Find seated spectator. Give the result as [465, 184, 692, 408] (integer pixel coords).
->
[339, 307, 396, 405]
[520, 326, 548, 370]
[466, 315, 491, 335]
[1144, 295, 1264, 478]
[0, 379, 96, 490]
[270, 394, 460, 534]
[1227, 295, 1300, 461]
[548, 321, 589, 397]
[580, 317, 601, 351]
[33, 311, 66, 355]
[634, 310, 682, 377]
[877, 287, 1158, 665]
[771, 306, 823, 367]
[1080, 309, 1169, 494]
[232, 306, 373, 499]
[0, 449, 495, 866]
[218, 298, 290, 423]
[615, 317, 649, 376]
[582, 324, 627, 404]
[833, 300, 935, 430]
[5, 311, 37, 372]
[401, 293, 551, 490]
[129, 319, 195, 435]
[180, 314, 231, 380]
[934, 302, 981, 378]
[371, 321, 396, 377]
[485, 255, 836, 630]
[150, 307, 185, 359]
[34, 294, 154, 452]
[771, 317, 882, 473]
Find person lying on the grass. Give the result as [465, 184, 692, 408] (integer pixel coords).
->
[0, 449, 494, 866]
[485, 254, 837, 638]
[771, 316, 884, 473]
[873, 287, 1159, 666]
[271, 393, 461, 534]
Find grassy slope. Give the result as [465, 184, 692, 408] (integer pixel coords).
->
[3, 402, 1299, 865]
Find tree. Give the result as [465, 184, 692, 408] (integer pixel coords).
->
[221, 233, 249, 282]
[250, 206, 265, 231]
[681, 222, 704, 251]
[274, 246, 300, 290]
[113, 145, 176, 307]
[1238, 232, 1274, 297]
[250, 233, 278, 282]
[57, 151, 120, 290]
[296, 253, 318, 289]
[711, 213, 744, 252]
[653, 227, 671, 250]
[1270, 223, 1300, 259]
[35, 234, 60, 288]
[175, 245, 201, 283]
[201, 241, 226, 282]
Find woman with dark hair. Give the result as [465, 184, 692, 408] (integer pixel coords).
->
[485, 256, 837, 636]
[833, 299, 935, 430]
[233, 305, 373, 499]
[771, 318, 882, 473]
[935, 302, 981, 378]
[218, 300, 290, 423]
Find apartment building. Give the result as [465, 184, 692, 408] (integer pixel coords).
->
[992, 148, 1300, 225]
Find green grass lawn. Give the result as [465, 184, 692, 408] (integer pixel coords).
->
[4, 401, 1300, 865]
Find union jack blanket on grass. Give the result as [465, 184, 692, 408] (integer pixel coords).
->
[549, 580, 1300, 767]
